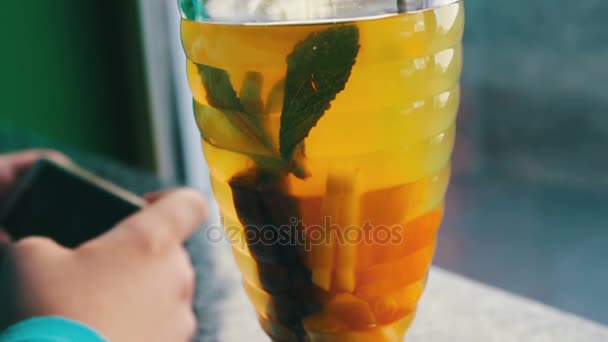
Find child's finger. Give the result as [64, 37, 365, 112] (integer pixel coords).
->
[143, 189, 179, 203]
[113, 189, 207, 251]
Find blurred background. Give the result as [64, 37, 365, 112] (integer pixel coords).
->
[0, 0, 606, 326]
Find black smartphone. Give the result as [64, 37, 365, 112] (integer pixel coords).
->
[0, 158, 145, 248]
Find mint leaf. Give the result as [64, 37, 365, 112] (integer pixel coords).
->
[265, 79, 285, 114]
[194, 102, 276, 158]
[279, 25, 360, 162]
[198, 65, 246, 113]
[240, 71, 265, 116]
[198, 65, 276, 154]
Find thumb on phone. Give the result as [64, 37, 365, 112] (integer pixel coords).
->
[90, 189, 207, 254]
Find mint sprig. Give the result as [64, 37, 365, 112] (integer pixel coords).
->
[279, 25, 361, 162]
[197, 25, 360, 179]
[264, 79, 285, 115]
[240, 71, 265, 117]
[226, 25, 361, 332]
[198, 65, 275, 154]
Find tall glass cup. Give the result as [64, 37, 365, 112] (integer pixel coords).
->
[179, 0, 463, 340]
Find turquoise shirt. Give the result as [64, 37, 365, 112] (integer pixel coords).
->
[0, 317, 107, 342]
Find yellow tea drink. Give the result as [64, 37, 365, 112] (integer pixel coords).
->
[181, 1, 463, 340]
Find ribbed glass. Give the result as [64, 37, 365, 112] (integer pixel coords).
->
[179, 1, 464, 340]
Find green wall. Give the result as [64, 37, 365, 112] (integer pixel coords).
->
[0, 0, 155, 171]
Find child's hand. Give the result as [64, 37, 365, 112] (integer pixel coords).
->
[2, 189, 206, 342]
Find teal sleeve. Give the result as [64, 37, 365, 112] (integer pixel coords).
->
[0, 317, 107, 342]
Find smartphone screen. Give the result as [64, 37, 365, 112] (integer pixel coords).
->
[0, 159, 145, 248]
